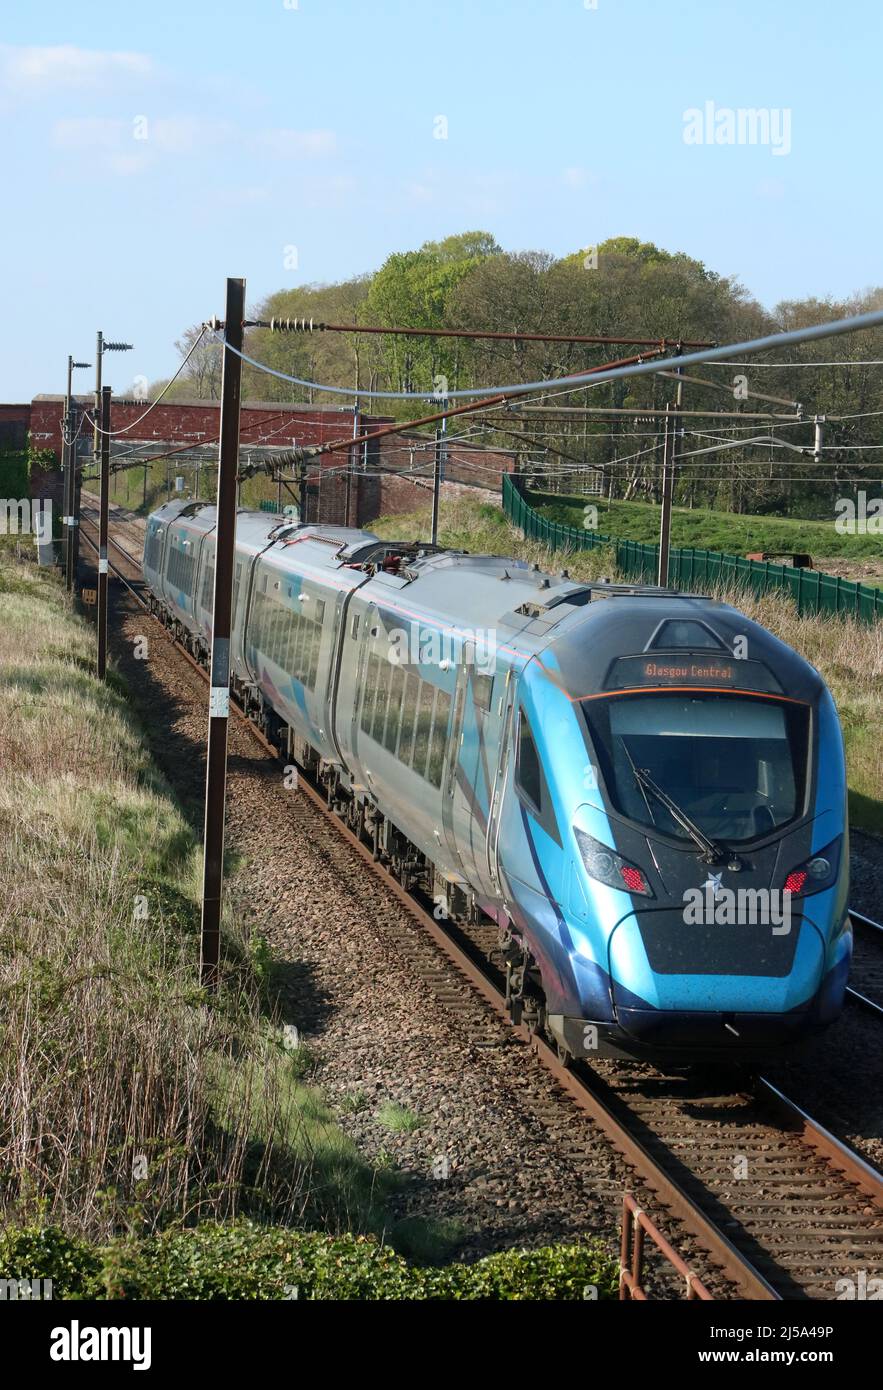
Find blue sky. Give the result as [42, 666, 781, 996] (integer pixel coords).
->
[2, 0, 880, 400]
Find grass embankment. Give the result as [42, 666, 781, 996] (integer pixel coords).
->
[529, 489, 883, 571]
[0, 543, 616, 1298]
[373, 499, 883, 836]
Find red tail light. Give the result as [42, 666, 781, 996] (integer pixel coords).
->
[620, 865, 649, 894]
[781, 839, 841, 898]
[574, 829, 655, 899]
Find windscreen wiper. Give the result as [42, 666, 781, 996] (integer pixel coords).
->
[619, 737, 732, 865]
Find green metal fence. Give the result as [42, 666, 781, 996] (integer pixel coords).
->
[502, 474, 883, 624]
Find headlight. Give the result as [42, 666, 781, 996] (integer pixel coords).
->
[574, 828, 654, 898]
[782, 837, 841, 896]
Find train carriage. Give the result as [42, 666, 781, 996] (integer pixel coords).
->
[143, 499, 851, 1062]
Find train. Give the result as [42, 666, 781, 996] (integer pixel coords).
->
[142, 498, 851, 1062]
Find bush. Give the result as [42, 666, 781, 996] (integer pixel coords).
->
[0, 450, 29, 499]
[0, 1226, 104, 1300]
[0, 1221, 619, 1301]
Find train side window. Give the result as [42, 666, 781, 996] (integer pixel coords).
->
[374, 657, 393, 746]
[252, 591, 267, 650]
[398, 672, 420, 766]
[145, 526, 160, 571]
[283, 609, 296, 669]
[515, 707, 562, 845]
[307, 619, 321, 688]
[200, 563, 214, 614]
[515, 708, 543, 815]
[232, 562, 241, 622]
[427, 688, 451, 787]
[382, 665, 405, 754]
[413, 682, 436, 779]
[361, 652, 380, 737]
[290, 609, 305, 673]
[473, 673, 493, 711]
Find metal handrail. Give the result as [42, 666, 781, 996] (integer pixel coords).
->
[620, 1192, 713, 1300]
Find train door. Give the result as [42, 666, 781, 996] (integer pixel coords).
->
[485, 670, 516, 898]
[441, 656, 510, 900]
[440, 643, 474, 884]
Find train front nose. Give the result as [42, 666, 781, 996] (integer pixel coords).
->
[607, 908, 828, 1050]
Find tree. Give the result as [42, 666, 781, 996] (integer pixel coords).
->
[173, 325, 224, 400]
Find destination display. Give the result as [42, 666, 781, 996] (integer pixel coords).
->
[605, 654, 783, 693]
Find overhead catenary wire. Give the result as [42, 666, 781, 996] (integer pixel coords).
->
[85, 326, 210, 437]
[216, 306, 883, 403]
[233, 316, 715, 350]
[219, 335, 667, 405]
[236, 349, 664, 480]
[701, 358, 883, 369]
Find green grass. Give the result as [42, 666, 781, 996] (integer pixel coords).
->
[339, 1090, 370, 1115]
[529, 488, 883, 561]
[0, 550, 427, 1252]
[376, 1101, 425, 1134]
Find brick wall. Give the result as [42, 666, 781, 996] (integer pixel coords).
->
[366, 433, 514, 522]
[29, 396, 393, 459]
[6, 397, 511, 529]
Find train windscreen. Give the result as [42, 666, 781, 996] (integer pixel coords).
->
[582, 693, 808, 843]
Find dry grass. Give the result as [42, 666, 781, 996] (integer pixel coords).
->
[0, 553, 383, 1241]
[372, 496, 617, 581]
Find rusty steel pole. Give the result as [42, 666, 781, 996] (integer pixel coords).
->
[657, 406, 674, 587]
[62, 357, 73, 586]
[344, 401, 360, 527]
[66, 404, 82, 591]
[96, 386, 111, 678]
[430, 403, 447, 547]
[200, 277, 245, 989]
[93, 330, 103, 464]
[657, 356, 684, 586]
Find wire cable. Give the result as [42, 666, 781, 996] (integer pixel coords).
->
[217, 307, 883, 402]
[85, 327, 211, 437]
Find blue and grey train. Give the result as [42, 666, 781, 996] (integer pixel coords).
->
[143, 499, 851, 1061]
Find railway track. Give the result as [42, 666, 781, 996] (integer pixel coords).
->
[848, 911, 883, 1016]
[77, 508, 883, 1301]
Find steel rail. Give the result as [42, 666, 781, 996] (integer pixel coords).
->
[851, 909, 883, 937]
[846, 910, 883, 1016]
